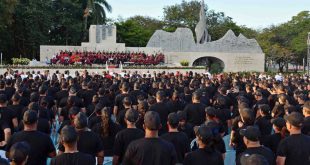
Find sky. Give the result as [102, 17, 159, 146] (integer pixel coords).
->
[106, 0, 310, 29]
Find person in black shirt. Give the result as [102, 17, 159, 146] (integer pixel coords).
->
[113, 109, 144, 165]
[0, 94, 18, 132]
[161, 112, 190, 163]
[183, 92, 206, 126]
[55, 82, 69, 106]
[58, 112, 104, 164]
[177, 111, 194, 140]
[237, 126, 275, 165]
[4, 79, 15, 101]
[263, 118, 287, 154]
[276, 112, 310, 165]
[302, 101, 310, 135]
[123, 111, 177, 165]
[149, 91, 170, 134]
[129, 82, 148, 105]
[255, 104, 272, 141]
[166, 91, 186, 113]
[92, 107, 121, 156]
[183, 125, 224, 165]
[116, 97, 132, 128]
[59, 87, 84, 110]
[252, 91, 269, 116]
[113, 82, 133, 117]
[8, 94, 25, 122]
[5, 110, 56, 165]
[51, 126, 95, 165]
[8, 142, 30, 165]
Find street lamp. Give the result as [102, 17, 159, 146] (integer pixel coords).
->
[307, 32, 310, 75]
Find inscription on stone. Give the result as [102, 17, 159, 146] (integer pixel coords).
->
[233, 56, 254, 65]
[102, 26, 106, 40]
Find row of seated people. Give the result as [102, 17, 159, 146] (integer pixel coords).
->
[50, 51, 165, 66]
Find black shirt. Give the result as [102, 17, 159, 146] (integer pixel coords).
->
[114, 128, 144, 163]
[237, 146, 275, 165]
[183, 103, 206, 126]
[161, 132, 190, 163]
[277, 134, 310, 165]
[183, 148, 224, 165]
[149, 102, 170, 134]
[263, 133, 282, 154]
[0, 107, 16, 130]
[178, 123, 195, 140]
[8, 104, 25, 122]
[6, 131, 55, 165]
[50, 152, 95, 165]
[123, 138, 177, 165]
[92, 121, 121, 156]
[302, 116, 310, 136]
[58, 130, 103, 161]
[255, 115, 272, 136]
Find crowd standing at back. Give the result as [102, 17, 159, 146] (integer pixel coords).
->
[0, 69, 309, 165]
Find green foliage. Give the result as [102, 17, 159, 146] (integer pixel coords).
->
[180, 60, 189, 66]
[0, 0, 112, 60]
[12, 58, 30, 65]
[210, 63, 223, 74]
[257, 11, 310, 72]
[116, 16, 164, 47]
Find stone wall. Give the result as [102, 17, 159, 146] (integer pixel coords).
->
[166, 52, 265, 72]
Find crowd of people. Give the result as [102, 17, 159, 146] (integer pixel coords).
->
[0, 69, 309, 165]
[50, 51, 165, 66]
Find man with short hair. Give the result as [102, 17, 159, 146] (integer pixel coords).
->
[114, 82, 133, 117]
[161, 112, 190, 163]
[5, 110, 56, 165]
[276, 112, 310, 165]
[58, 112, 104, 165]
[122, 111, 177, 165]
[238, 126, 275, 165]
[240, 154, 269, 165]
[302, 101, 310, 135]
[183, 92, 206, 126]
[51, 126, 95, 165]
[149, 91, 170, 134]
[113, 109, 144, 165]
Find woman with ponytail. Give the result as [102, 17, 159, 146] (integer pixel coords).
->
[184, 125, 224, 165]
[262, 117, 287, 154]
[92, 107, 121, 156]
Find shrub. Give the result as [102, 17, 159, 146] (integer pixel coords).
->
[210, 63, 223, 74]
[12, 58, 30, 65]
[180, 60, 189, 66]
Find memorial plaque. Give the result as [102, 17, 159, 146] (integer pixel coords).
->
[102, 26, 106, 40]
[108, 26, 113, 36]
[96, 25, 101, 43]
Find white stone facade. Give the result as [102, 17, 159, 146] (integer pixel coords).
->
[40, 25, 265, 72]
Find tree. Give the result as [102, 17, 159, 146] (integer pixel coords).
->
[162, 0, 254, 40]
[257, 11, 310, 72]
[83, 0, 112, 40]
[116, 16, 165, 47]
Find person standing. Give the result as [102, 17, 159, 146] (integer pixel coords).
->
[238, 126, 275, 165]
[183, 125, 224, 165]
[122, 111, 177, 165]
[183, 92, 206, 126]
[302, 101, 310, 135]
[113, 109, 144, 165]
[149, 91, 170, 134]
[51, 126, 95, 165]
[276, 112, 310, 165]
[58, 112, 104, 165]
[5, 110, 56, 165]
[161, 112, 190, 164]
